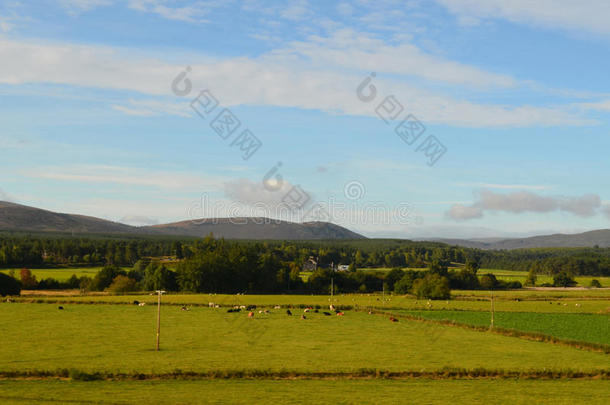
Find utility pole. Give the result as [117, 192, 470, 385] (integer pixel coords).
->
[490, 290, 495, 330]
[155, 290, 166, 351]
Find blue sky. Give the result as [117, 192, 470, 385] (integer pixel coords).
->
[2, 0, 610, 238]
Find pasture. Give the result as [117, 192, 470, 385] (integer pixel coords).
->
[1, 379, 610, 405]
[1, 302, 610, 374]
[401, 310, 610, 345]
[12, 291, 610, 313]
[0, 267, 109, 281]
[2, 292, 610, 404]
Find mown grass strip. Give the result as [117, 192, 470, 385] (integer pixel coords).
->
[366, 309, 610, 354]
[1, 368, 609, 381]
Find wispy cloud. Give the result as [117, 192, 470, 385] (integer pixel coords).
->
[112, 99, 191, 117]
[59, 0, 113, 13]
[22, 164, 225, 190]
[127, 0, 214, 23]
[454, 182, 552, 191]
[436, 0, 610, 36]
[275, 28, 517, 87]
[0, 35, 595, 128]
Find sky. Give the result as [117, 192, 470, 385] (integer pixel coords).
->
[1, 0, 610, 239]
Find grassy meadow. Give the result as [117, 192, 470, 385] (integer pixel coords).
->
[13, 291, 610, 313]
[0, 267, 117, 281]
[401, 310, 610, 345]
[1, 302, 610, 374]
[1, 379, 610, 405]
[2, 289, 609, 404]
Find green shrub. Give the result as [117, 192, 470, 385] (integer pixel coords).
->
[106, 275, 138, 293]
[479, 273, 498, 290]
[411, 274, 451, 300]
[553, 272, 577, 288]
[590, 279, 602, 288]
[0, 272, 21, 296]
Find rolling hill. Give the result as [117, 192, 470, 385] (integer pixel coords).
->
[436, 229, 610, 249]
[0, 201, 364, 240]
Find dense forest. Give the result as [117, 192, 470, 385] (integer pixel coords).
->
[2, 234, 610, 276]
[2, 233, 607, 297]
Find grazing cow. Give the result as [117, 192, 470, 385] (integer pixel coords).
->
[138, 302, 146, 306]
[286, 309, 292, 316]
[389, 316, 398, 322]
[323, 312, 331, 316]
[264, 310, 270, 314]
[274, 305, 281, 309]
[58, 306, 64, 310]
[133, 300, 140, 305]
[248, 311, 254, 318]
[181, 306, 189, 311]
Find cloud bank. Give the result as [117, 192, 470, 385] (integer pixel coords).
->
[447, 189, 602, 220]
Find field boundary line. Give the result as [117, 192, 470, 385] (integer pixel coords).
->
[1, 368, 610, 381]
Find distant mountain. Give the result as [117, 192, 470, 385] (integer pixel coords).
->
[435, 229, 610, 250]
[0, 201, 365, 240]
[146, 218, 365, 240]
[0, 201, 136, 235]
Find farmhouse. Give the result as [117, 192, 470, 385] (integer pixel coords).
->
[302, 256, 318, 271]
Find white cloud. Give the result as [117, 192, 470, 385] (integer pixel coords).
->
[0, 19, 14, 33]
[223, 178, 305, 207]
[447, 189, 603, 220]
[274, 28, 516, 88]
[0, 37, 595, 127]
[454, 182, 552, 191]
[22, 164, 225, 191]
[120, 214, 159, 226]
[112, 99, 192, 117]
[59, 0, 112, 13]
[278, 0, 312, 21]
[436, 0, 610, 36]
[0, 187, 15, 202]
[127, 0, 214, 23]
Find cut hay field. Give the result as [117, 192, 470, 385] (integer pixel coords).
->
[1, 379, 610, 405]
[1, 303, 609, 375]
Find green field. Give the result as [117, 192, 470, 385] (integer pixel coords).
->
[13, 292, 610, 314]
[1, 303, 609, 374]
[400, 310, 610, 345]
[0, 267, 108, 281]
[2, 293, 610, 404]
[479, 269, 610, 287]
[1, 379, 609, 405]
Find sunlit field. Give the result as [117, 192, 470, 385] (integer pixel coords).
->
[2, 302, 609, 375]
[2, 379, 610, 405]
